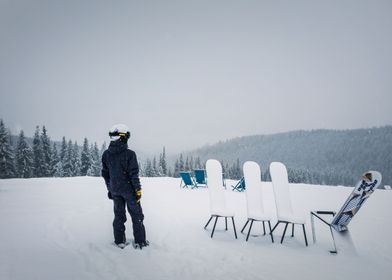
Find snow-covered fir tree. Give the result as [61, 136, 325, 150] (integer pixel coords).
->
[87, 142, 100, 176]
[72, 141, 81, 176]
[60, 136, 67, 163]
[179, 154, 184, 170]
[221, 160, 227, 177]
[189, 156, 194, 171]
[152, 156, 159, 176]
[235, 158, 242, 179]
[227, 158, 242, 180]
[92, 142, 101, 176]
[173, 159, 180, 177]
[80, 138, 91, 176]
[62, 140, 74, 177]
[51, 143, 63, 177]
[159, 146, 167, 176]
[144, 159, 153, 177]
[184, 156, 190, 171]
[177, 154, 185, 176]
[15, 130, 33, 178]
[139, 160, 145, 177]
[157, 162, 164, 177]
[0, 120, 16, 178]
[41, 126, 52, 177]
[32, 126, 44, 177]
[195, 157, 202, 169]
[263, 169, 271, 181]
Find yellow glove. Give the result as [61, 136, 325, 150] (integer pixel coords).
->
[135, 188, 142, 203]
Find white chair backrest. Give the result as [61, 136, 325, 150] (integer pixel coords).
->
[269, 162, 293, 219]
[206, 159, 226, 214]
[243, 161, 265, 217]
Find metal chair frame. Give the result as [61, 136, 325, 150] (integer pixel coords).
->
[204, 215, 237, 239]
[270, 220, 308, 246]
[241, 218, 274, 242]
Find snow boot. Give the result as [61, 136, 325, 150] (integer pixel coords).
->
[115, 242, 127, 249]
[133, 240, 150, 250]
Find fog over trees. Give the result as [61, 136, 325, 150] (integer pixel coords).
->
[1, 119, 390, 187]
[184, 127, 392, 186]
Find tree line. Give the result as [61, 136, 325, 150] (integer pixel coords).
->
[139, 152, 243, 180]
[4, 118, 382, 186]
[186, 127, 392, 186]
[0, 116, 318, 183]
[138, 150, 204, 178]
[0, 119, 104, 179]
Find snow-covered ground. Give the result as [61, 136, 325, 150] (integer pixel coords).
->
[0, 177, 391, 280]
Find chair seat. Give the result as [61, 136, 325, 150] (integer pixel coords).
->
[211, 209, 235, 217]
[278, 214, 306, 224]
[248, 212, 272, 221]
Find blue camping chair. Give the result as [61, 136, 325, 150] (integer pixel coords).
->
[179, 171, 197, 188]
[232, 177, 246, 192]
[194, 169, 207, 187]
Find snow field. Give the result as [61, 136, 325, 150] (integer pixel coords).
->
[0, 177, 391, 280]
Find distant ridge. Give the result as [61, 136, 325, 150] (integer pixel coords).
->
[186, 126, 392, 186]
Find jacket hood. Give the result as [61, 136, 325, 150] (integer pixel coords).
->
[108, 140, 128, 154]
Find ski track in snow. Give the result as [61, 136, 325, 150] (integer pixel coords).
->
[0, 177, 391, 280]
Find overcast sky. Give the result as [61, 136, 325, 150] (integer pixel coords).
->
[1, 0, 391, 154]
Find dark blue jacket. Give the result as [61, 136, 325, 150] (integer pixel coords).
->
[101, 140, 141, 198]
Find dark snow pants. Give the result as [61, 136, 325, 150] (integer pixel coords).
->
[112, 194, 146, 244]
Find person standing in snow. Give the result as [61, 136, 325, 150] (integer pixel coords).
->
[101, 124, 149, 249]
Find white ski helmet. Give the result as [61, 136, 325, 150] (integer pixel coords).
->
[109, 124, 130, 141]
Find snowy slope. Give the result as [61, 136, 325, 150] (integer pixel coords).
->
[0, 177, 391, 280]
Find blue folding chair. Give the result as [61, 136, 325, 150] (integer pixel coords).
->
[232, 177, 246, 192]
[194, 169, 207, 187]
[179, 171, 197, 188]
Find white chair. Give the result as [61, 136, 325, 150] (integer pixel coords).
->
[241, 161, 274, 242]
[269, 162, 308, 246]
[204, 159, 237, 239]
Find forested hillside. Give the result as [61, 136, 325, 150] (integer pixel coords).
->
[185, 127, 392, 186]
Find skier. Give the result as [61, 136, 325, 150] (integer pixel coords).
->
[101, 124, 149, 249]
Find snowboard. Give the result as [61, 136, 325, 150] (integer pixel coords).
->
[331, 171, 382, 232]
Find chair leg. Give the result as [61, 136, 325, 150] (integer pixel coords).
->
[262, 221, 266, 235]
[291, 223, 295, 237]
[302, 224, 308, 246]
[225, 217, 228, 231]
[231, 217, 238, 239]
[241, 220, 250, 233]
[211, 216, 219, 238]
[329, 226, 337, 254]
[268, 221, 274, 243]
[271, 221, 281, 233]
[281, 222, 289, 244]
[311, 212, 317, 244]
[204, 216, 213, 229]
[246, 219, 254, 241]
